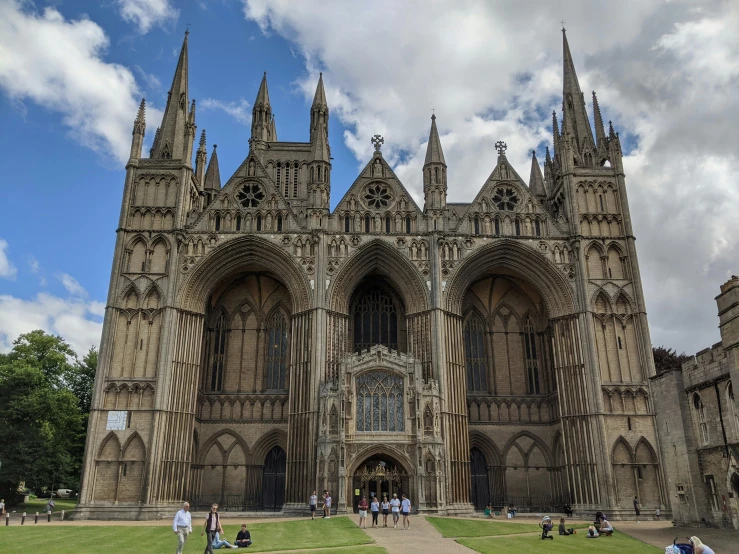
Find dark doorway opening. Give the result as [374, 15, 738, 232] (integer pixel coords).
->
[262, 446, 286, 510]
[351, 454, 409, 513]
[470, 447, 490, 510]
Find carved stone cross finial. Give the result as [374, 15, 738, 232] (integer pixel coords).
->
[495, 140, 507, 155]
[371, 134, 384, 152]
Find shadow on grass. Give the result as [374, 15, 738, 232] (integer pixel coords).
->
[457, 531, 664, 553]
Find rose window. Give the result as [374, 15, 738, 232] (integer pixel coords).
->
[492, 187, 519, 211]
[237, 182, 265, 208]
[364, 184, 392, 209]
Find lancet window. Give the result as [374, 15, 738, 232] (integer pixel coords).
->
[352, 286, 398, 352]
[265, 310, 289, 390]
[209, 311, 227, 392]
[356, 371, 404, 432]
[524, 317, 540, 394]
[464, 312, 487, 392]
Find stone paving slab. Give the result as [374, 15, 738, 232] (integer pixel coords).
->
[359, 515, 474, 553]
[615, 521, 739, 553]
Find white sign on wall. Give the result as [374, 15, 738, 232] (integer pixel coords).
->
[106, 410, 128, 430]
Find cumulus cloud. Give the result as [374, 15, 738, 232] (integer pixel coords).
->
[57, 273, 88, 298]
[0, 1, 162, 165]
[116, 0, 179, 34]
[201, 97, 252, 126]
[243, 0, 739, 354]
[0, 239, 17, 279]
[0, 293, 103, 356]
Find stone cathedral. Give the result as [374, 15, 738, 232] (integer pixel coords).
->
[77, 30, 669, 520]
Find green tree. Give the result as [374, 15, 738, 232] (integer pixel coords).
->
[652, 346, 691, 375]
[0, 331, 87, 505]
[70, 347, 98, 415]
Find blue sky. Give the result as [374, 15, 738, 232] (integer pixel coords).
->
[0, 0, 737, 356]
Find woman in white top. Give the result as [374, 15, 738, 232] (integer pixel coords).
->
[401, 494, 411, 530]
[389, 494, 401, 528]
[370, 496, 380, 528]
[381, 496, 390, 528]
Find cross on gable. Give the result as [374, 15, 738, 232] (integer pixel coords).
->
[371, 134, 384, 152]
[495, 141, 507, 155]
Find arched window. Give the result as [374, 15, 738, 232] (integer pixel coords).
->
[293, 162, 299, 197]
[694, 394, 709, 445]
[265, 310, 289, 390]
[284, 164, 290, 197]
[515, 219, 521, 236]
[474, 216, 480, 235]
[345, 214, 351, 232]
[365, 214, 371, 233]
[524, 317, 540, 394]
[494, 218, 500, 236]
[236, 214, 242, 231]
[535, 220, 541, 237]
[276, 162, 282, 188]
[385, 215, 391, 234]
[256, 214, 262, 231]
[728, 383, 739, 436]
[464, 313, 487, 392]
[353, 286, 398, 352]
[405, 216, 412, 234]
[276, 214, 283, 232]
[209, 311, 227, 392]
[435, 167, 439, 182]
[215, 214, 221, 231]
[356, 370, 404, 432]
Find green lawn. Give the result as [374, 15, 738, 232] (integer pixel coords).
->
[426, 516, 548, 537]
[458, 531, 663, 553]
[15, 497, 78, 515]
[0, 516, 378, 554]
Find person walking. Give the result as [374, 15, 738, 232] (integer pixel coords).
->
[173, 502, 193, 554]
[201, 503, 223, 554]
[309, 490, 318, 520]
[0, 498, 5, 515]
[401, 494, 411, 530]
[633, 496, 640, 523]
[389, 493, 401, 529]
[370, 496, 380, 528]
[381, 495, 390, 527]
[324, 491, 332, 518]
[357, 495, 368, 529]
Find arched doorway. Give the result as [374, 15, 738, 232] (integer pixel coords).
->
[262, 446, 286, 510]
[470, 447, 489, 510]
[351, 454, 409, 513]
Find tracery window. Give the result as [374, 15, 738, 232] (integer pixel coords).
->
[694, 394, 709, 445]
[209, 311, 227, 392]
[265, 310, 289, 390]
[356, 371, 404, 432]
[524, 317, 540, 394]
[364, 184, 391, 209]
[237, 182, 265, 208]
[464, 313, 487, 392]
[353, 286, 398, 352]
[492, 187, 519, 211]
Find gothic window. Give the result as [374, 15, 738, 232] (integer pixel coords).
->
[385, 215, 391, 234]
[345, 214, 351, 233]
[364, 184, 391, 209]
[284, 164, 290, 197]
[524, 318, 540, 394]
[265, 310, 289, 390]
[237, 183, 265, 208]
[365, 214, 371, 233]
[464, 313, 487, 392]
[515, 219, 521, 236]
[435, 168, 439, 183]
[277, 214, 283, 232]
[215, 214, 221, 231]
[494, 218, 500, 236]
[276, 163, 282, 189]
[256, 214, 262, 231]
[329, 404, 338, 435]
[599, 195, 605, 212]
[535, 220, 541, 237]
[209, 311, 227, 392]
[694, 394, 709, 445]
[492, 187, 519, 211]
[355, 370, 404, 432]
[352, 286, 398, 352]
[617, 336, 622, 349]
[236, 214, 242, 231]
[405, 216, 411, 234]
[293, 163, 299, 197]
[474, 216, 480, 236]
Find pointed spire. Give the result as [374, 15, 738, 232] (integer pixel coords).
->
[188, 99, 196, 126]
[133, 98, 146, 135]
[529, 150, 547, 197]
[310, 73, 330, 143]
[195, 129, 207, 184]
[270, 114, 277, 142]
[151, 31, 190, 159]
[424, 113, 446, 166]
[198, 129, 206, 151]
[255, 72, 270, 107]
[552, 110, 560, 145]
[310, 119, 330, 163]
[312, 72, 328, 110]
[562, 29, 595, 152]
[204, 144, 221, 190]
[608, 120, 617, 140]
[251, 72, 272, 146]
[592, 91, 606, 148]
[149, 127, 161, 157]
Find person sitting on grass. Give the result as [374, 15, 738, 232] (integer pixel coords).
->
[586, 524, 599, 538]
[212, 531, 238, 549]
[558, 517, 574, 535]
[235, 524, 252, 548]
[599, 516, 614, 536]
[484, 503, 493, 518]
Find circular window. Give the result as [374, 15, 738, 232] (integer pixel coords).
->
[364, 184, 392, 209]
[237, 182, 265, 208]
[492, 187, 519, 211]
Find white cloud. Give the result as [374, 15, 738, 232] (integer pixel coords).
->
[0, 239, 17, 279]
[57, 273, 88, 298]
[0, 1, 162, 165]
[243, 0, 739, 354]
[0, 293, 103, 356]
[201, 97, 252, 126]
[116, 0, 179, 34]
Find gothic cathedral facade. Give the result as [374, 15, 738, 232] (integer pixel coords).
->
[77, 30, 668, 519]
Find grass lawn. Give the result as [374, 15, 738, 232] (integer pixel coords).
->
[426, 516, 553, 537]
[458, 531, 664, 553]
[0, 516, 378, 554]
[14, 497, 78, 515]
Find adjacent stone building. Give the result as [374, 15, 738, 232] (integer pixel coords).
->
[76, 30, 670, 520]
[651, 276, 739, 529]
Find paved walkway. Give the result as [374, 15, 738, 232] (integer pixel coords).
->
[615, 521, 739, 553]
[359, 515, 474, 553]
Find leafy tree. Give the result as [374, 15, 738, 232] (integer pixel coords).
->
[70, 347, 98, 415]
[0, 331, 90, 505]
[653, 346, 691, 375]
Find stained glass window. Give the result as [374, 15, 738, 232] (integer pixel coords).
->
[353, 286, 398, 352]
[464, 313, 487, 392]
[265, 310, 289, 390]
[356, 371, 404, 432]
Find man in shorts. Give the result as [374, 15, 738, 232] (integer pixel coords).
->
[401, 494, 411, 530]
[389, 493, 401, 529]
[309, 490, 318, 520]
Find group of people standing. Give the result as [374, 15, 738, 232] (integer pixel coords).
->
[357, 493, 411, 530]
[173, 502, 252, 554]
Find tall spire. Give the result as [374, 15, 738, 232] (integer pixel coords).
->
[592, 91, 606, 149]
[310, 73, 329, 143]
[561, 29, 595, 152]
[204, 144, 221, 190]
[130, 98, 146, 159]
[270, 114, 277, 142]
[529, 150, 547, 198]
[251, 72, 272, 147]
[151, 31, 190, 159]
[195, 129, 207, 184]
[424, 113, 446, 165]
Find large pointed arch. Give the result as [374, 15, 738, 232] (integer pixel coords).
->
[445, 239, 576, 317]
[502, 431, 553, 466]
[327, 239, 429, 315]
[250, 429, 288, 465]
[198, 429, 250, 465]
[469, 431, 502, 465]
